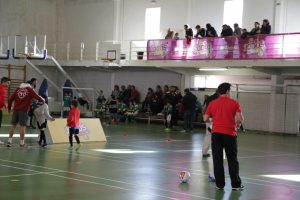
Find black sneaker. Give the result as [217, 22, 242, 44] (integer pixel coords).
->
[207, 127, 212, 133]
[7, 142, 12, 147]
[216, 186, 224, 190]
[42, 143, 47, 148]
[232, 185, 244, 191]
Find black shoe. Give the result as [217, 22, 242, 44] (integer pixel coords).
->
[202, 153, 210, 158]
[7, 142, 12, 147]
[216, 186, 224, 190]
[232, 185, 244, 191]
[42, 143, 47, 148]
[207, 127, 212, 133]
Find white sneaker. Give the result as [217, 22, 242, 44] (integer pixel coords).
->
[0, 140, 4, 144]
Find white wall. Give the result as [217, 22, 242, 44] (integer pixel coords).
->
[243, 0, 275, 32]
[0, 0, 57, 43]
[285, 0, 300, 33]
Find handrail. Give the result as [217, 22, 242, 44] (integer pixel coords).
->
[147, 33, 300, 60]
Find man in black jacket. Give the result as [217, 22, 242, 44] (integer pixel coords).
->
[182, 88, 197, 132]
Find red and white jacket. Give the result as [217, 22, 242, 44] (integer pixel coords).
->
[0, 84, 8, 110]
[8, 83, 45, 112]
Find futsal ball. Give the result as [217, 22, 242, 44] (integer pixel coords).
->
[179, 171, 191, 183]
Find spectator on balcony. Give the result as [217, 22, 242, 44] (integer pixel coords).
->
[205, 23, 218, 37]
[250, 22, 261, 35]
[194, 25, 206, 38]
[260, 19, 271, 34]
[240, 28, 250, 39]
[221, 24, 233, 37]
[233, 23, 242, 37]
[184, 24, 193, 44]
[174, 32, 180, 40]
[165, 28, 174, 39]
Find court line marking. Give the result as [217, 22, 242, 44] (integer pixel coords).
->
[0, 159, 214, 200]
[0, 163, 62, 177]
[2, 147, 300, 193]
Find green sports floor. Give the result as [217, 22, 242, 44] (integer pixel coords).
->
[0, 122, 300, 200]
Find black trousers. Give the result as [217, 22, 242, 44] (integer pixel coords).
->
[0, 110, 2, 128]
[212, 132, 242, 188]
[69, 127, 80, 147]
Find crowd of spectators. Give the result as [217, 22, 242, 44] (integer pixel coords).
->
[95, 84, 209, 132]
[165, 19, 271, 40]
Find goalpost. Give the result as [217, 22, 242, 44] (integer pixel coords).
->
[61, 87, 96, 118]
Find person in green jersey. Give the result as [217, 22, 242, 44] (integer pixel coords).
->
[63, 92, 72, 117]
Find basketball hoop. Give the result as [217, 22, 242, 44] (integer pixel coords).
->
[101, 58, 113, 68]
[18, 52, 34, 58]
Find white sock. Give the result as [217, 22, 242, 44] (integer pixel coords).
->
[20, 140, 24, 145]
[8, 137, 12, 143]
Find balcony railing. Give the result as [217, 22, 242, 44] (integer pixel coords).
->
[147, 33, 300, 60]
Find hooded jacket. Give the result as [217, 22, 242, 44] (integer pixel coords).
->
[8, 83, 45, 112]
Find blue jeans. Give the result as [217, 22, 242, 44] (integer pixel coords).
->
[183, 110, 195, 131]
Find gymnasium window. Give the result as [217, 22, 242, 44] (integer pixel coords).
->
[194, 76, 206, 88]
[145, 7, 161, 39]
[223, 0, 243, 27]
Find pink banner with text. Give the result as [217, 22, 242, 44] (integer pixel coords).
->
[147, 33, 300, 60]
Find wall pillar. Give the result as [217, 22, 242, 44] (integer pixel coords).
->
[269, 75, 285, 132]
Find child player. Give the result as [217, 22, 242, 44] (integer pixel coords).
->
[67, 100, 81, 151]
[34, 95, 55, 147]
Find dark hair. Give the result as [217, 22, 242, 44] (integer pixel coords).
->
[41, 94, 48, 104]
[71, 100, 78, 108]
[195, 25, 200, 29]
[184, 88, 190, 93]
[1, 77, 11, 83]
[206, 23, 212, 29]
[217, 83, 231, 95]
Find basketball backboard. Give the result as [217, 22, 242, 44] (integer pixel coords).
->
[13, 35, 47, 59]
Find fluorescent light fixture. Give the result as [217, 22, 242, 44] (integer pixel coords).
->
[262, 174, 300, 182]
[93, 149, 157, 154]
[0, 134, 38, 138]
[199, 68, 228, 71]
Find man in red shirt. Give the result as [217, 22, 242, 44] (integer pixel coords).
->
[0, 77, 11, 144]
[203, 82, 244, 191]
[7, 82, 45, 147]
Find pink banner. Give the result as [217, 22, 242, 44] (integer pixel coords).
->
[147, 33, 300, 60]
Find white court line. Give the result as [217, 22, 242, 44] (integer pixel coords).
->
[0, 172, 49, 178]
[0, 158, 214, 200]
[0, 159, 213, 200]
[45, 148, 300, 190]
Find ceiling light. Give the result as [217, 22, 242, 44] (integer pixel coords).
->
[199, 68, 228, 71]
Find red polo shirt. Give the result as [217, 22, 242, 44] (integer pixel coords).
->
[67, 107, 80, 128]
[205, 96, 242, 136]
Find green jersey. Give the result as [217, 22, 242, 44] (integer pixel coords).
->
[164, 104, 173, 115]
[63, 95, 71, 108]
[118, 102, 127, 112]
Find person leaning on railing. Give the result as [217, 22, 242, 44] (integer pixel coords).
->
[260, 19, 271, 34]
